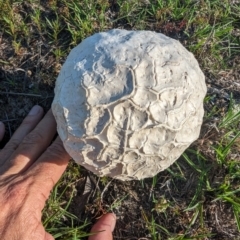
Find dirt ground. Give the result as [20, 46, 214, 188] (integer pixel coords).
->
[1, 48, 240, 240]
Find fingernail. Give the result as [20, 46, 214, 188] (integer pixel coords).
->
[0, 121, 4, 127]
[28, 105, 41, 116]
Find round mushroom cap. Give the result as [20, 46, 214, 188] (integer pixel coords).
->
[52, 29, 207, 181]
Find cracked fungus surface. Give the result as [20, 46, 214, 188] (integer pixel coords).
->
[52, 29, 207, 181]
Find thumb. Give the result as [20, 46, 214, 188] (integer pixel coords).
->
[45, 232, 54, 240]
[89, 213, 116, 240]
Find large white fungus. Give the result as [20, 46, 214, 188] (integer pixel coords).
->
[52, 29, 207, 181]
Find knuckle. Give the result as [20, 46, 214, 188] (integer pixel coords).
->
[45, 140, 67, 159]
[5, 176, 33, 202]
[21, 115, 36, 126]
[22, 131, 44, 145]
[5, 139, 20, 151]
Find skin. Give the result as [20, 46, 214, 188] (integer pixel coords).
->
[0, 105, 115, 240]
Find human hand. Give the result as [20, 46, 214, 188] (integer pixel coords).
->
[0, 106, 115, 240]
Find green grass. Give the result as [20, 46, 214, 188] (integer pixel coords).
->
[42, 162, 92, 239]
[1, 0, 239, 68]
[0, 0, 240, 239]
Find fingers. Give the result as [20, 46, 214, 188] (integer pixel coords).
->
[28, 136, 70, 206]
[0, 106, 44, 162]
[0, 122, 5, 142]
[44, 232, 54, 240]
[0, 109, 58, 175]
[89, 213, 116, 240]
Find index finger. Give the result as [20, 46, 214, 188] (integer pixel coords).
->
[27, 136, 70, 205]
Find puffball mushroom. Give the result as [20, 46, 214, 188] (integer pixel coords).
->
[52, 29, 207, 181]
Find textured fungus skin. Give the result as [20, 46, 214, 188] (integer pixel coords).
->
[52, 29, 207, 181]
